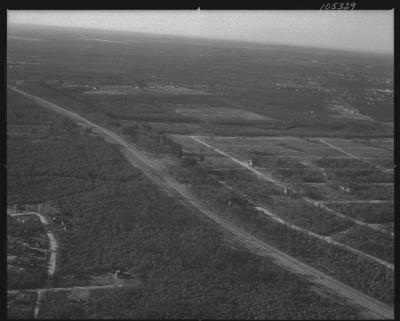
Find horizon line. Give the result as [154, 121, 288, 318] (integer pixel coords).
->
[8, 21, 393, 57]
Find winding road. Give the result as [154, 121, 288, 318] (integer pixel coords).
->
[8, 85, 394, 319]
[8, 210, 58, 319]
[8, 212, 58, 276]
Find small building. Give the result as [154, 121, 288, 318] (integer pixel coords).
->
[7, 255, 17, 264]
[339, 185, 351, 192]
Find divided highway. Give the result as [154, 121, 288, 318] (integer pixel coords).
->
[8, 86, 394, 320]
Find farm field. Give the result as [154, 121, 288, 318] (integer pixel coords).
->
[118, 122, 394, 305]
[164, 132, 394, 271]
[7, 23, 394, 319]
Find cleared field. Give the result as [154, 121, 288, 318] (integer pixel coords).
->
[341, 148, 391, 158]
[270, 198, 354, 235]
[174, 104, 277, 122]
[145, 84, 211, 95]
[327, 202, 394, 224]
[365, 158, 394, 170]
[315, 138, 392, 159]
[362, 140, 393, 151]
[202, 155, 245, 169]
[170, 135, 393, 194]
[170, 134, 393, 238]
[84, 85, 142, 95]
[148, 122, 205, 134]
[202, 136, 393, 161]
[331, 226, 393, 264]
[327, 102, 372, 121]
[348, 183, 393, 201]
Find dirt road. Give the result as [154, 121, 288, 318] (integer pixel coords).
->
[34, 289, 44, 319]
[8, 211, 58, 276]
[321, 200, 393, 204]
[8, 210, 58, 319]
[8, 86, 394, 319]
[215, 177, 393, 269]
[318, 139, 359, 158]
[318, 139, 392, 173]
[8, 284, 115, 295]
[191, 135, 393, 236]
[255, 207, 393, 270]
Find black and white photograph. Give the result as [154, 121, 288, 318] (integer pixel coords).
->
[5, 7, 395, 320]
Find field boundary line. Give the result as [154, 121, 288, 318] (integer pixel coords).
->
[318, 139, 359, 158]
[190, 135, 394, 238]
[214, 177, 393, 270]
[8, 86, 394, 319]
[254, 207, 393, 270]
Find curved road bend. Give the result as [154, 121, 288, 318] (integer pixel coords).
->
[8, 86, 394, 319]
[8, 210, 58, 319]
[8, 212, 58, 277]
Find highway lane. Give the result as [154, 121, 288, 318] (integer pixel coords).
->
[8, 86, 394, 319]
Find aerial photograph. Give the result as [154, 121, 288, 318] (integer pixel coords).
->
[6, 9, 394, 319]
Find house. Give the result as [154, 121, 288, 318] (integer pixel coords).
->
[339, 185, 351, 192]
[7, 255, 17, 264]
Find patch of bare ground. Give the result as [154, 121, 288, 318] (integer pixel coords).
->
[326, 100, 373, 121]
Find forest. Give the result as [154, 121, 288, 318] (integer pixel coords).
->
[7, 93, 360, 319]
[7, 24, 394, 319]
[122, 123, 394, 305]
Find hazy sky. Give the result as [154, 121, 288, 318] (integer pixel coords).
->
[8, 10, 394, 54]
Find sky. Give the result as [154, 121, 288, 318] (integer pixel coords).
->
[7, 10, 394, 54]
